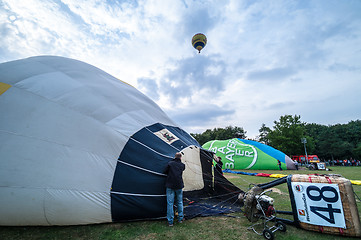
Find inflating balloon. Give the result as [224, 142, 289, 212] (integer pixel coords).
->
[203, 138, 296, 170]
[192, 33, 207, 53]
[0, 56, 242, 226]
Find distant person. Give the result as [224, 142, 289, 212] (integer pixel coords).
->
[294, 160, 298, 170]
[277, 160, 283, 171]
[164, 152, 185, 227]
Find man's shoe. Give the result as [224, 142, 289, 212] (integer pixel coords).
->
[169, 223, 173, 227]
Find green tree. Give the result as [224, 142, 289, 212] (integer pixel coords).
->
[344, 120, 361, 149]
[258, 123, 271, 145]
[353, 143, 361, 159]
[267, 115, 311, 156]
[306, 120, 361, 160]
[305, 123, 328, 159]
[191, 126, 246, 146]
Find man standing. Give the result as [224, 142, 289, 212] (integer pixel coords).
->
[164, 152, 185, 227]
[277, 160, 283, 171]
[294, 160, 299, 170]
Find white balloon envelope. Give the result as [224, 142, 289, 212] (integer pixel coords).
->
[0, 56, 216, 225]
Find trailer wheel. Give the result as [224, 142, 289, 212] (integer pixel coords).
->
[276, 221, 287, 232]
[263, 229, 274, 240]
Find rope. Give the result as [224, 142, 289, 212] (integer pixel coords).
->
[199, 149, 256, 188]
[354, 189, 361, 203]
[193, 189, 244, 201]
[185, 191, 243, 218]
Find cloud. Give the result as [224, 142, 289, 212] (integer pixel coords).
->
[137, 77, 160, 100]
[1, 0, 361, 139]
[158, 55, 227, 103]
[182, 6, 218, 37]
[167, 104, 235, 129]
[263, 101, 295, 110]
[327, 63, 361, 72]
[247, 67, 296, 81]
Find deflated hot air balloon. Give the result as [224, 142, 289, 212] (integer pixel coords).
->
[0, 56, 242, 226]
[203, 138, 296, 170]
[192, 33, 207, 53]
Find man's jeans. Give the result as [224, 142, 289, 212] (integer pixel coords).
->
[166, 188, 184, 225]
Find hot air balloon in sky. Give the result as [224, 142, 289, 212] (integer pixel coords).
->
[192, 33, 207, 53]
[0, 56, 242, 226]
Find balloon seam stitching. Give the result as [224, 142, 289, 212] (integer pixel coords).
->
[110, 191, 166, 197]
[129, 137, 173, 159]
[117, 160, 167, 176]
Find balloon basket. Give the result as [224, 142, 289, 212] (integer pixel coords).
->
[243, 174, 361, 238]
[288, 174, 361, 237]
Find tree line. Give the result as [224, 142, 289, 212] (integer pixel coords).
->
[190, 115, 361, 161]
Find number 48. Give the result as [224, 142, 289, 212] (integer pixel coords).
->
[307, 186, 342, 224]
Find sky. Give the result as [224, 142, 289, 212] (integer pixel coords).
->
[1, 0, 361, 139]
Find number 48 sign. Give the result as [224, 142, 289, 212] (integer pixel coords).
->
[291, 182, 346, 228]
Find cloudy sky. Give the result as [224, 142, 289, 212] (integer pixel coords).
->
[1, 0, 361, 138]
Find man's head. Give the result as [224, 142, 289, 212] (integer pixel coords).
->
[175, 152, 182, 159]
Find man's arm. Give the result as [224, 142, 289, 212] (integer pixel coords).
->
[163, 164, 169, 174]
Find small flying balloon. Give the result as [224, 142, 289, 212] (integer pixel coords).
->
[192, 33, 207, 53]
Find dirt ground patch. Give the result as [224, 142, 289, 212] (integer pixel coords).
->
[269, 187, 285, 195]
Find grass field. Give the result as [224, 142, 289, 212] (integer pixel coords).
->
[0, 166, 360, 240]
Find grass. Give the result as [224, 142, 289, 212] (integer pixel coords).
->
[0, 166, 360, 240]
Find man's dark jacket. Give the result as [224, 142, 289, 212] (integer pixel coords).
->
[164, 157, 185, 189]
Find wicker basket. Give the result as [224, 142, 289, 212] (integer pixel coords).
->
[291, 174, 361, 237]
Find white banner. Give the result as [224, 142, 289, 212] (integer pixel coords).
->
[317, 163, 326, 170]
[291, 182, 346, 228]
[154, 129, 179, 144]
